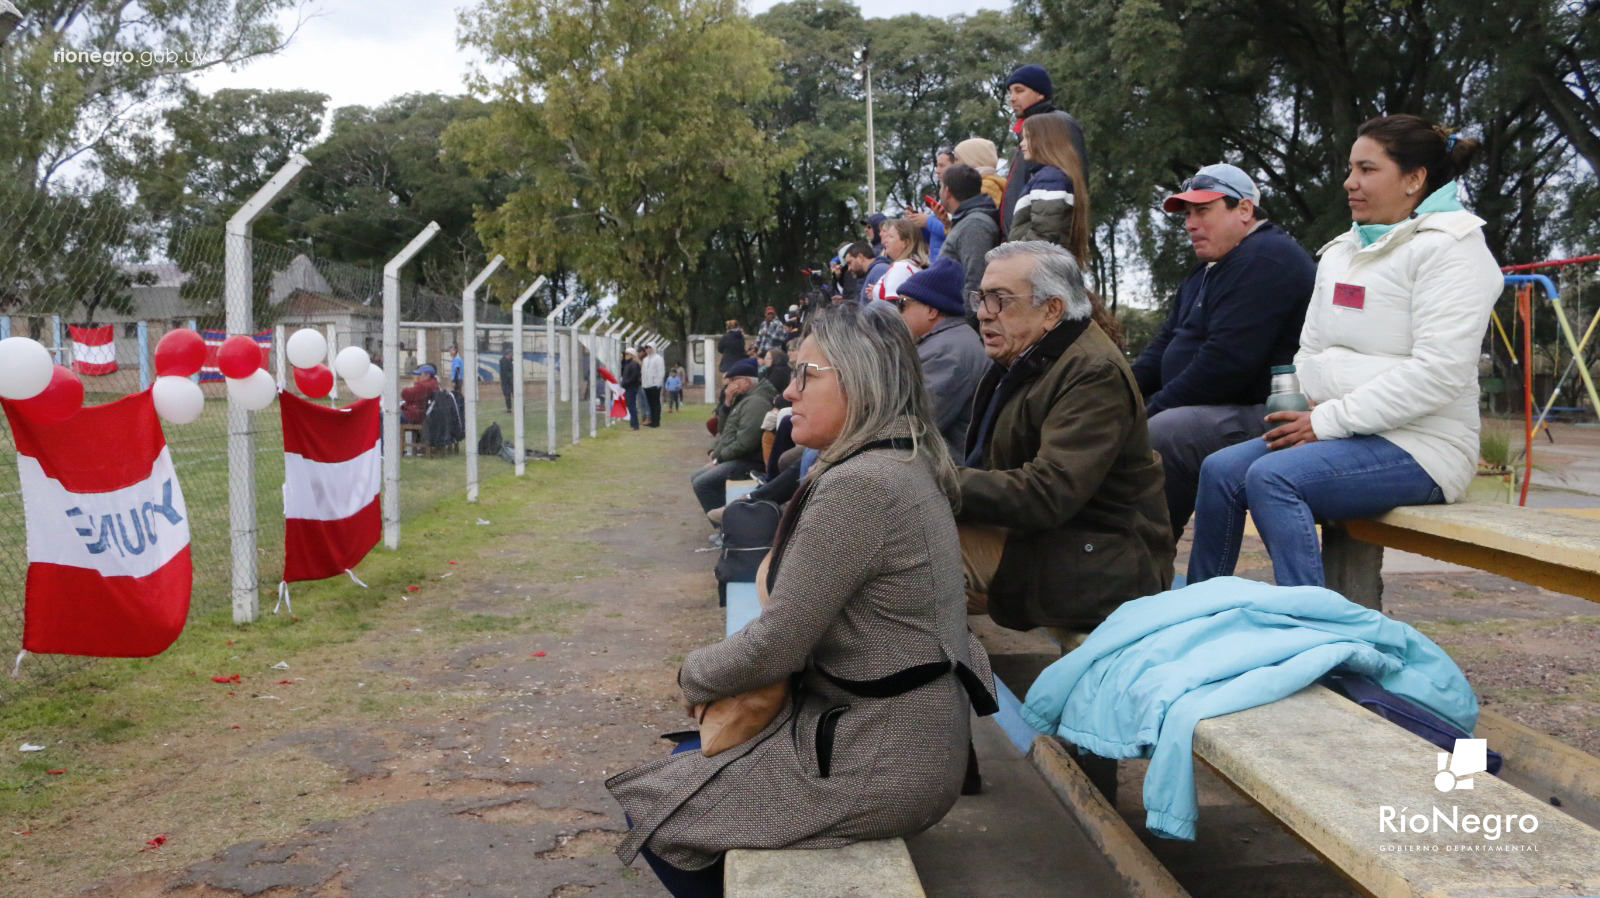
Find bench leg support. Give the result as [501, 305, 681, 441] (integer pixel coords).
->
[1321, 523, 1383, 611]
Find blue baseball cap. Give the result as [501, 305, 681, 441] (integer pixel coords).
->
[412, 363, 436, 375]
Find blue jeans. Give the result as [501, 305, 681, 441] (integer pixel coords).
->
[691, 459, 762, 515]
[1187, 435, 1444, 587]
[625, 386, 641, 429]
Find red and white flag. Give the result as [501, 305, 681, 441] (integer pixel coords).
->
[69, 324, 117, 376]
[4, 391, 191, 657]
[280, 391, 381, 583]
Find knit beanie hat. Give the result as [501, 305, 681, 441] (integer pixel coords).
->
[1006, 64, 1053, 100]
[726, 357, 759, 379]
[896, 257, 966, 318]
[953, 138, 1000, 175]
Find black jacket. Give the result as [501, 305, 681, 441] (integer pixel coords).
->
[1000, 102, 1089, 237]
[717, 329, 747, 372]
[1130, 222, 1317, 416]
[621, 359, 642, 389]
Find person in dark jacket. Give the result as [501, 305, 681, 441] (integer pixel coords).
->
[958, 241, 1173, 634]
[833, 242, 873, 304]
[717, 321, 747, 375]
[620, 347, 643, 431]
[1008, 112, 1091, 266]
[1131, 164, 1317, 541]
[691, 356, 776, 518]
[895, 257, 987, 458]
[762, 347, 791, 395]
[498, 345, 515, 413]
[999, 65, 1089, 238]
[938, 163, 1001, 307]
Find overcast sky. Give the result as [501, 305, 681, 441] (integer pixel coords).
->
[191, 0, 1011, 113]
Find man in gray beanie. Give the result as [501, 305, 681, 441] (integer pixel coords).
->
[895, 256, 988, 458]
[999, 63, 1089, 237]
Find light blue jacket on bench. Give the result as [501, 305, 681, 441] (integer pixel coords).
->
[1020, 576, 1478, 840]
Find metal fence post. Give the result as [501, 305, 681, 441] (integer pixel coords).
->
[546, 296, 578, 457]
[137, 321, 150, 391]
[226, 154, 309, 624]
[326, 323, 339, 404]
[570, 308, 597, 445]
[274, 324, 287, 388]
[703, 335, 717, 404]
[462, 255, 504, 503]
[381, 223, 441, 549]
[511, 276, 547, 476]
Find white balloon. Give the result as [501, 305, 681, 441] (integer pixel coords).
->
[333, 345, 372, 382]
[152, 375, 206, 425]
[286, 328, 328, 369]
[0, 337, 56, 400]
[347, 364, 386, 399]
[226, 368, 278, 411]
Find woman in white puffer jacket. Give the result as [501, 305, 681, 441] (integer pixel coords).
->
[1188, 114, 1504, 587]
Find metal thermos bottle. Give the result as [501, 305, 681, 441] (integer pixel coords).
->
[1265, 365, 1309, 414]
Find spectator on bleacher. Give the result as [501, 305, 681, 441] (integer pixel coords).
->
[958, 241, 1172, 633]
[691, 356, 776, 521]
[863, 211, 887, 255]
[641, 344, 666, 428]
[903, 150, 952, 258]
[999, 65, 1088, 238]
[1188, 114, 1503, 588]
[620, 347, 643, 431]
[842, 241, 884, 305]
[954, 137, 1005, 207]
[611, 301, 996, 894]
[1008, 112, 1091, 265]
[762, 347, 791, 395]
[1132, 163, 1317, 541]
[872, 218, 928, 302]
[895, 257, 987, 458]
[401, 364, 438, 425]
[755, 306, 786, 355]
[937, 163, 1001, 306]
[716, 320, 747, 376]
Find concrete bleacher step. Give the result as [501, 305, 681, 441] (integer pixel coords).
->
[726, 839, 925, 898]
[725, 581, 760, 637]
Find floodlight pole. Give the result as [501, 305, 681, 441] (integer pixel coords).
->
[702, 335, 717, 404]
[462, 254, 504, 503]
[511, 275, 547, 477]
[225, 153, 308, 624]
[382, 222, 441, 549]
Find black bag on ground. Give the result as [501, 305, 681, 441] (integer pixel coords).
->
[715, 499, 783, 603]
[478, 421, 504, 456]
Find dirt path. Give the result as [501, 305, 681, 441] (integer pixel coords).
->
[54, 416, 720, 898]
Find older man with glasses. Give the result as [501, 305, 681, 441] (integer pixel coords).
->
[1130, 163, 1316, 543]
[957, 241, 1173, 636]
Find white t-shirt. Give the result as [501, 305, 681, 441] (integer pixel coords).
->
[875, 259, 922, 301]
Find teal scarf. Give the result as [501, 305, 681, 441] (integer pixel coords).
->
[1353, 180, 1464, 247]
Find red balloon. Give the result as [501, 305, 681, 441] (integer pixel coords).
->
[294, 363, 334, 398]
[217, 335, 262, 379]
[154, 328, 206, 378]
[14, 365, 84, 421]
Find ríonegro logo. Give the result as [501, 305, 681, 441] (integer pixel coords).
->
[1435, 737, 1488, 791]
[1377, 738, 1540, 850]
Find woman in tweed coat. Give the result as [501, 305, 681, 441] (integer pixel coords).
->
[608, 301, 997, 896]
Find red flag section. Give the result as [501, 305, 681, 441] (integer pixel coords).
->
[4, 390, 192, 657]
[280, 392, 381, 583]
[69, 324, 117, 376]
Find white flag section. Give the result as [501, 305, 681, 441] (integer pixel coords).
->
[282, 445, 381, 522]
[18, 448, 190, 576]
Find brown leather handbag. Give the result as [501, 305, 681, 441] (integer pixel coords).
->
[697, 553, 787, 756]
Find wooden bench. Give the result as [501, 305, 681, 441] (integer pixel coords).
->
[717, 479, 925, 898]
[400, 422, 459, 458]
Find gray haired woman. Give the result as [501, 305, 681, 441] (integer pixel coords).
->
[608, 301, 996, 897]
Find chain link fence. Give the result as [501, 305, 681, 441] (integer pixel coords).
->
[0, 185, 578, 702]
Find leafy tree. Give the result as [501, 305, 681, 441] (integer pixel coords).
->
[281, 93, 511, 303]
[449, 0, 799, 338]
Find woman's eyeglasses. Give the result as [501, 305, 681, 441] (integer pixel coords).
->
[793, 362, 837, 393]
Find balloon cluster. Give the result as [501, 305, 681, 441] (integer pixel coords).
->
[0, 337, 83, 421]
[285, 328, 384, 400]
[150, 328, 208, 423]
